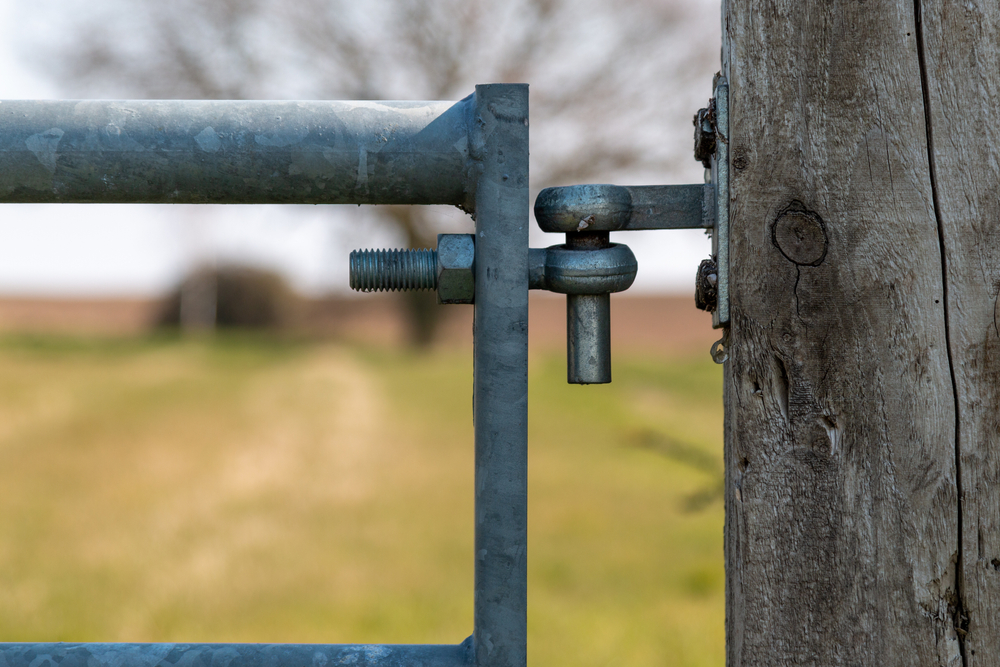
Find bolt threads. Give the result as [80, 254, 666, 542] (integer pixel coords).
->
[349, 248, 438, 292]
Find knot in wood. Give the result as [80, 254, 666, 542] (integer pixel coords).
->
[772, 207, 828, 266]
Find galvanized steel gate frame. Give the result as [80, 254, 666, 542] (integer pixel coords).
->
[0, 84, 528, 667]
[0, 76, 731, 667]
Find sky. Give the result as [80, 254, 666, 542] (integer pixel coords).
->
[0, 0, 716, 298]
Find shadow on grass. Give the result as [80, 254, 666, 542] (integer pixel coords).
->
[630, 428, 724, 513]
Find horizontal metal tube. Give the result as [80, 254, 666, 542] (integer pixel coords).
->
[0, 99, 474, 206]
[0, 641, 472, 667]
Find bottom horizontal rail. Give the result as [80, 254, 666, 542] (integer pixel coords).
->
[0, 640, 473, 667]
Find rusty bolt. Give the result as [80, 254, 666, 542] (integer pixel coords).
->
[695, 257, 718, 312]
[693, 103, 716, 168]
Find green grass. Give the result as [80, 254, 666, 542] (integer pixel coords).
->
[0, 335, 723, 667]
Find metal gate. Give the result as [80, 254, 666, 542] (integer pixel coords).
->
[0, 79, 728, 667]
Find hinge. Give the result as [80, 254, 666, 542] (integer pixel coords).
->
[531, 76, 731, 375]
[347, 77, 733, 378]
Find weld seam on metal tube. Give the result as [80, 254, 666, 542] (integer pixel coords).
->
[0, 642, 473, 667]
[0, 98, 476, 207]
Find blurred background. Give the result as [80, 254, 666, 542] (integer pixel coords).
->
[0, 1, 725, 666]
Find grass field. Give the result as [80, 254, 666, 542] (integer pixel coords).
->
[0, 334, 724, 667]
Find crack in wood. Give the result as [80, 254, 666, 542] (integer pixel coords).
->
[914, 0, 968, 663]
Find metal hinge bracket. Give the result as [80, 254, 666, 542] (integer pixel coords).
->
[707, 75, 730, 331]
[346, 77, 732, 378]
[531, 76, 731, 374]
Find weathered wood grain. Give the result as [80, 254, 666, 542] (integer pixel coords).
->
[721, 0, 961, 664]
[918, 1, 1000, 664]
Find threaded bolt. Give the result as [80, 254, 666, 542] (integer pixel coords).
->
[349, 248, 438, 292]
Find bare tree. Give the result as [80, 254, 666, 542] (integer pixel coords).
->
[20, 0, 716, 344]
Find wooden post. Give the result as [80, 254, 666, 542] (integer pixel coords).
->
[722, 0, 998, 664]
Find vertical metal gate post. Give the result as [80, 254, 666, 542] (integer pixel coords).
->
[471, 84, 529, 667]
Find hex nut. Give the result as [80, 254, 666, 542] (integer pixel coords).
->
[436, 234, 475, 304]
